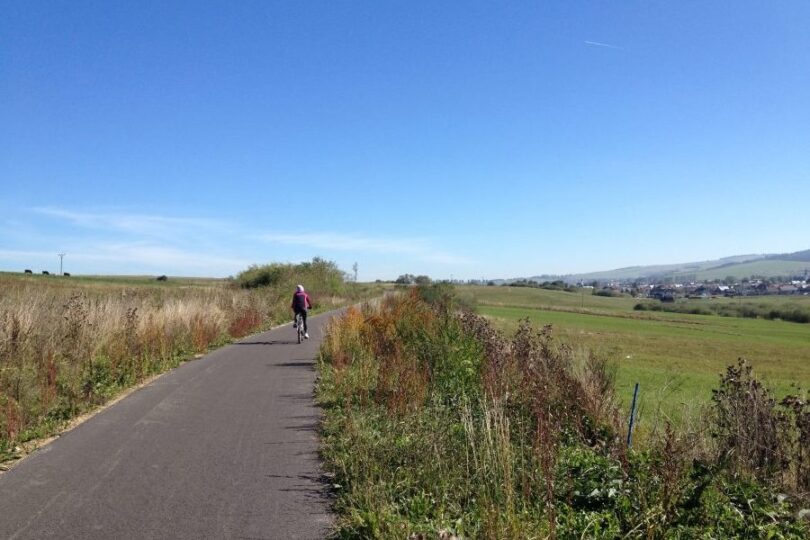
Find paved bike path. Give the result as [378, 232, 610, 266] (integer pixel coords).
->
[0, 312, 335, 539]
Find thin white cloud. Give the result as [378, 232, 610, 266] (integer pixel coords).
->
[0, 249, 57, 262]
[256, 232, 471, 265]
[420, 252, 472, 265]
[584, 40, 624, 50]
[7, 207, 473, 277]
[257, 232, 426, 254]
[86, 242, 249, 269]
[33, 207, 228, 238]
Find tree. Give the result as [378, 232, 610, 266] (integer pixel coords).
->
[395, 274, 415, 284]
[415, 275, 432, 285]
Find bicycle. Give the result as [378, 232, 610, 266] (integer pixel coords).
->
[295, 312, 305, 344]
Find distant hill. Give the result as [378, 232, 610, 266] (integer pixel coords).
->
[763, 249, 810, 263]
[672, 259, 810, 281]
[506, 249, 810, 283]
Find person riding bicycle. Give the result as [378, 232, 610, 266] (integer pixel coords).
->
[291, 284, 313, 339]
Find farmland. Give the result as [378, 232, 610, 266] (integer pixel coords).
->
[463, 285, 810, 422]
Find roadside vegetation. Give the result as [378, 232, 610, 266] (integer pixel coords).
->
[0, 259, 378, 462]
[318, 286, 810, 538]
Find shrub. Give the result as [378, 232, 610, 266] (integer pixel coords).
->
[780, 394, 810, 491]
[710, 359, 810, 493]
[594, 289, 623, 297]
[234, 257, 345, 297]
[711, 359, 783, 479]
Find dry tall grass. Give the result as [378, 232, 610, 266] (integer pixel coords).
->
[0, 274, 366, 456]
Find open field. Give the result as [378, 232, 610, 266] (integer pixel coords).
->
[463, 286, 810, 422]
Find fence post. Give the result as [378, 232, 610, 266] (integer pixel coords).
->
[627, 382, 639, 447]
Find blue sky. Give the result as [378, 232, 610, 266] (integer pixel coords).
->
[2, 1, 809, 280]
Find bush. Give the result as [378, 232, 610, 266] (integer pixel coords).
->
[594, 289, 623, 297]
[711, 359, 810, 492]
[234, 257, 345, 296]
[711, 359, 783, 479]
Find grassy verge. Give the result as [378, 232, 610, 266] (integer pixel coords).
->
[317, 286, 809, 539]
[0, 262, 381, 462]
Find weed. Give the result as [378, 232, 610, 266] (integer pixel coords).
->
[711, 359, 784, 480]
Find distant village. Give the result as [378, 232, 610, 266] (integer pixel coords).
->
[465, 271, 810, 301]
[574, 273, 810, 301]
[632, 277, 810, 302]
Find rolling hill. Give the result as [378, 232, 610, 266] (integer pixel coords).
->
[510, 249, 810, 283]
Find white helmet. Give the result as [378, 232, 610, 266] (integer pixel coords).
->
[297, 284, 304, 292]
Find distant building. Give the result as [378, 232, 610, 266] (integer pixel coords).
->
[778, 285, 799, 295]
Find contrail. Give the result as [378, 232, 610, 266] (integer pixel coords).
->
[584, 40, 623, 50]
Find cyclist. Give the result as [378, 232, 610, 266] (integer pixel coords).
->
[291, 284, 313, 339]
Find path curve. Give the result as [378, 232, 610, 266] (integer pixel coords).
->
[0, 312, 336, 539]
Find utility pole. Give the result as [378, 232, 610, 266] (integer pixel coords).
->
[58, 253, 66, 275]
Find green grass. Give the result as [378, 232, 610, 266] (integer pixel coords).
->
[464, 286, 810, 424]
[674, 259, 810, 281]
[466, 284, 639, 311]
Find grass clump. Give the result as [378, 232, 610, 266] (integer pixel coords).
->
[318, 286, 810, 539]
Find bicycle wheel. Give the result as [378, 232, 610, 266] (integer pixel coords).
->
[297, 314, 303, 344]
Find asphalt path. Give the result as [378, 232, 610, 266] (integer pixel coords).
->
[0, 312, 335, 539]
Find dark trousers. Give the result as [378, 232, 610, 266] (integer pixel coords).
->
[293, 308, 308, 333]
